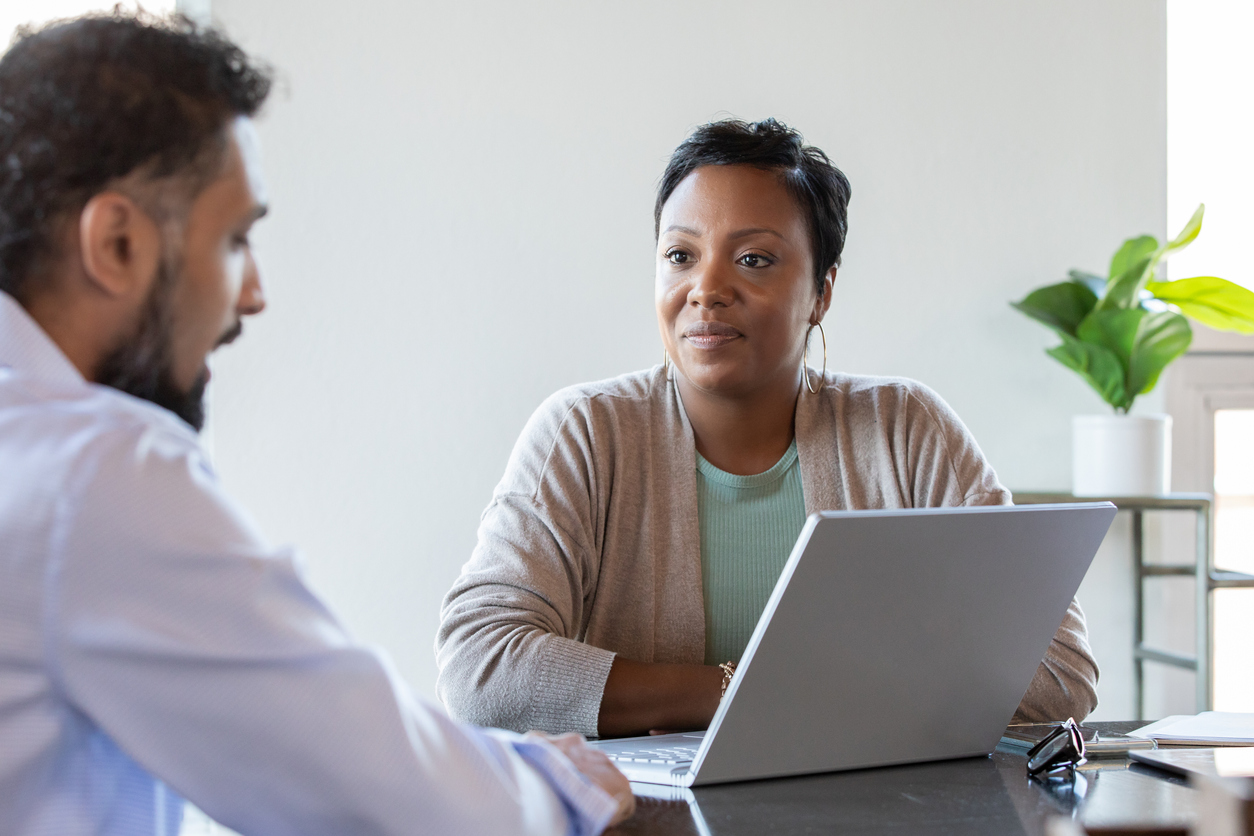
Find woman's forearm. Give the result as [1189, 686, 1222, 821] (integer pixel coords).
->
[597, 657, 723, 737]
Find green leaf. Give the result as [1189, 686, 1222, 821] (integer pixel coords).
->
[1109, 235, 1159, 282]
[1011, 281, 1099, 336]
[1127, 311, 1192, 395]
[1068, 270, 1107, 299]
[1101, 258, 1157, 311]
[1077, 308, 1144, 369]
[1146, 276, 1254, 334]
[1164, 204, 1204, 255]
[1046, 332, 1128, 410]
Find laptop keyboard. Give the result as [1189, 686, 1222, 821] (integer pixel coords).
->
[603, 744, 699, 765]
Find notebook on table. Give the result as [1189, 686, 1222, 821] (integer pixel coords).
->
[1130, 713, 1254, 747]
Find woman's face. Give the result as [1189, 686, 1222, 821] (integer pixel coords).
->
[656, 164, 833, 399]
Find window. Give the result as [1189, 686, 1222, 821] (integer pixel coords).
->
[1164, 359, 1254, 714]
[1213, 410, 1254, 710]
[1163, 0, 1254, 716]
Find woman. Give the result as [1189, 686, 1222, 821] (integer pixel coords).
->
[436, 119, 1098, 738]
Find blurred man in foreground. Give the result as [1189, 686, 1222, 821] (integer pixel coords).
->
[0, 12, 632, 835]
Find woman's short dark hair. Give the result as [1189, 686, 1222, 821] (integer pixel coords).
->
[654, 118, 851, 296]
[0, 11, 272, 302]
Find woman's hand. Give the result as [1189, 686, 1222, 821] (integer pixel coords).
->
[598, 658, 724, 737]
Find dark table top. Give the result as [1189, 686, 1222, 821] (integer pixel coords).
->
[608, 722, 1195, 835]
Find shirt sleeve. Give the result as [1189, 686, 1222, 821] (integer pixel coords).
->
[45, 422, 617, 836]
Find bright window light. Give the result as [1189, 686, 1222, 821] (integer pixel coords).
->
[1169, 0, 1254, 715]
[1213, 410, 1254, 712]
[1167, 0, 1254, 288]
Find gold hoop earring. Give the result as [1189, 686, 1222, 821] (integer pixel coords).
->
[803, 322, 827, 394]
[662, 349, 671, 380]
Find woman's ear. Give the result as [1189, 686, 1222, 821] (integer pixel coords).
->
[78, 192, 162, 301]
[811, 266, 836, 324]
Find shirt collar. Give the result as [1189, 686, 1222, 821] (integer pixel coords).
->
[0, 291, 86, 385]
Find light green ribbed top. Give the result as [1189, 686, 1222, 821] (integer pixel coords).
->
[696, 440, 807, 666]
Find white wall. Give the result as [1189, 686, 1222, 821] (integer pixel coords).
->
[207, 0, 1166, 718]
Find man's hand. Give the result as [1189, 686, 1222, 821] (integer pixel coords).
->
[531, 732, 635, 827]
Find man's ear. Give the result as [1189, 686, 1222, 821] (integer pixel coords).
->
[811, 266, 836, 324]
[78, 192, 162, 300]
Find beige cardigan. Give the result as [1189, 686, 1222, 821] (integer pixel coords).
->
[436, 367, 1099, 736]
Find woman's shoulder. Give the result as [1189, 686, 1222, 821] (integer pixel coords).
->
[820, 372, 952, 415]
[515, 366, 674, 452]
[808, 372, 1004, 506]
[538, 366, 669, 414]
[811, 371, 975, 443]
[500, 366, 676, 496]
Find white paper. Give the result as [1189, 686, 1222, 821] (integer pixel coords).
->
[1130, 712, 1254, 744]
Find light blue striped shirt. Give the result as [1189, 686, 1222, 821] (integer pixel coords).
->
[0, 292, 615, 836]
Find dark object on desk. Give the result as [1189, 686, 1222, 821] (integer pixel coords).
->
[1007, 722, 1099, 746]
[1032, 766, 1090, 815]
[1027, 718, 1088, 777]
[1005, 722, 1157, 758]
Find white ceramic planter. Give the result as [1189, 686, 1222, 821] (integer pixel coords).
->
[1072, 414, 1172, 496]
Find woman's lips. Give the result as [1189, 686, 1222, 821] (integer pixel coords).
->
[683, 321, 743, 349]
[686, 333, 741, 349]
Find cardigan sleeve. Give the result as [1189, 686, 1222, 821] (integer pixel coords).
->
[436, 394, 615, 737]
[1010, 600, 1100, 722]
[901, 383, 1100, 722]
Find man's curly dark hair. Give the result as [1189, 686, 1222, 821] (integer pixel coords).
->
[0, 11, 273, 302]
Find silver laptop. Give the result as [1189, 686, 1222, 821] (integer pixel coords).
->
[591, 502, 1116, 786]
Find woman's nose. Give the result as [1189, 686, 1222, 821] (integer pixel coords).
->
[688, 260, 734, 308]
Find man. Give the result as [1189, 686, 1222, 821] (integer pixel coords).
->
[0, 12, 633, 835]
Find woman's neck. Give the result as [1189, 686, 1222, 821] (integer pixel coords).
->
[676, 370, 802, 476]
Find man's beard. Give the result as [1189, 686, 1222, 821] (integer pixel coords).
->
[94, 257, 211, 432]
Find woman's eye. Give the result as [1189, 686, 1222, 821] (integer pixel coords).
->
[666, 249, 690, 265]
[738, 253, 771, 268]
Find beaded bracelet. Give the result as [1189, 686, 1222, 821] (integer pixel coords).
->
[718, 661, 737, 699]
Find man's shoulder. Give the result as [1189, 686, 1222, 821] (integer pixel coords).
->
[0, 373, 225, 565]
[0, 372, 267, 554]
[0, 370, 201, 467]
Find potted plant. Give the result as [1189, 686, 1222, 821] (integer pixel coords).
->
[1012, 205, 1254, 496]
